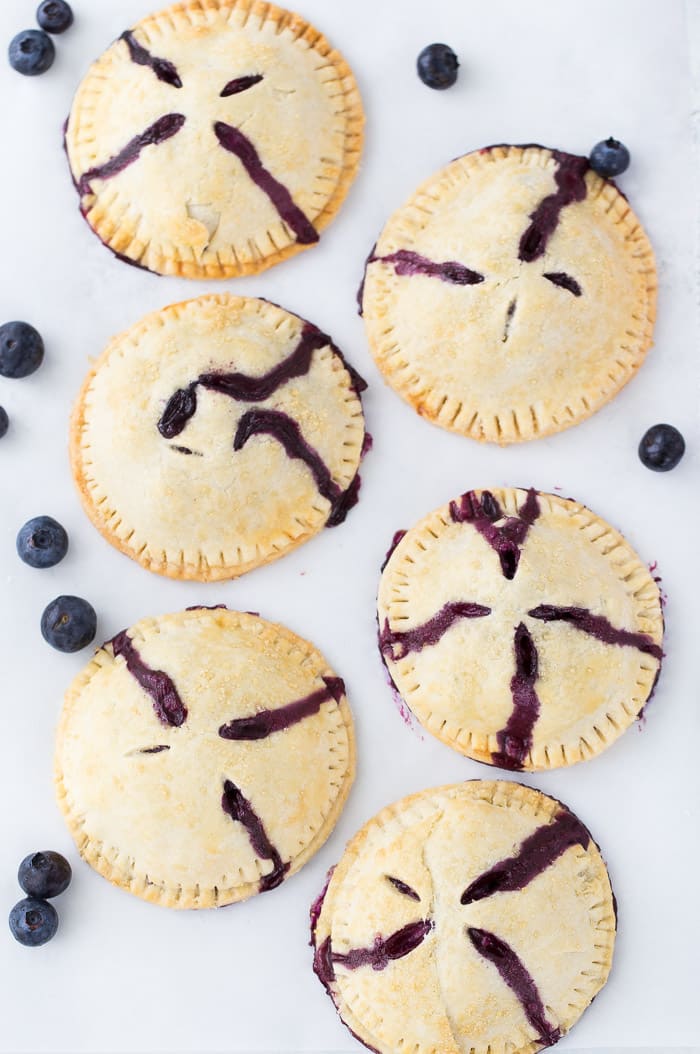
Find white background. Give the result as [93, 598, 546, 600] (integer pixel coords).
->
[1, 0, 699, 1051]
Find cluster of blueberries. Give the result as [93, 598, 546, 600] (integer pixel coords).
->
[9, 851, 72, 946]
[8, 1, 73, 76]
[0, 322, 96, 652]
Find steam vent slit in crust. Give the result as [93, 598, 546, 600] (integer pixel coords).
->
[55, 607, 355, 908]
[64, 0, 364, 278]
[312, 781, 616, 1054]
[378, 487, 663, 770]
[70, 294, 368, 581]
[361, 144, 656, 443]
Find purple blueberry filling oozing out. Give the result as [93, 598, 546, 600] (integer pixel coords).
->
[491, 622, 541, 771]
[213, 121, 318, 244]
[221, 779, 289, 892]
[157, 320, 369, 529]
[310, 802, 603, 1051]
[109, 630, 187, 727]
[461, 808, 590, 904]
[467, 927, 561, 1046]
[70, 30, 322, 265]
[358, 146, 590, 320]
[219, 677, 344, 740]
[379, 488, 662, 769]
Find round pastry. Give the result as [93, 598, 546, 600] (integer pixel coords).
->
[65, 0, 363, 277]
[312, 780, 615, 1054]
[70, 294, 367, 581]
[378, 487, 663, 770]
[55, 607, 355, 908]
[360, 143, 656, 443]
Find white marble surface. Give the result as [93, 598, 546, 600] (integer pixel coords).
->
[1, 0, 699, 1051]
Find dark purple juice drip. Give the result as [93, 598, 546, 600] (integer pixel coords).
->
[492, 623, 540, 770]
[214, 121, 318, 244]
[332, 919, 433, 972]
[356, 240, 377, 316]
[381, 529, 407, 573]
[528, 605, 663, 660]
[369, 249, 484, 286]
[158, 323, 330, 438]
[185, 604, 228, 611]
[543, 271, 582, 296]
[468, 927, 561, 1047]
[379, 602, 492, 662]
[313, 935, 335, 990]
[220, 73, 263, 97]
[110, 631, 187, 727]
[234, 408, 353, 523]
[386, 876, 421, 901]
[518, 150, 589, 262]
[461, 809, 590, 904]
[138, 744, 170, 754]
[120, 30, 182, 88]
[78, 113, 186, 197]
[112, 248, 155, 273]
[310, 867, 335, 943]
[221, 779, 289, 892]
[219, 676, 344, 740]
[449, 488, 540, 580]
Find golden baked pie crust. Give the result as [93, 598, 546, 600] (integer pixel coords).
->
[70, 294, 366, 581]
[362, 145, 656, 443]
[55, 608, 355, 908]
[314, 780, 615, 1054]
[378, 487, 663, 770]
[66, 0, 364, 278]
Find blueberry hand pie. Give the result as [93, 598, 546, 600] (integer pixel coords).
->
[312, 780, 615, 1053]
[378, 487, 663, 769]
[70, 294, 367, 580]
[360, 144, 656, 443]
[65, 0, 364, 277]
[55, 607, 355, 907]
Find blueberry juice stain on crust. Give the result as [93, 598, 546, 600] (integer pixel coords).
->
[71, 33, 318, 260]
[157, 322, 367, 528]
[528, 605, 663, 660]
[221, 779, 289, 892]
[367, 249, 484, 286]
[461, 809, 590, 904]
[77, 114, 186, 197]
[313, 920, 433, 989]
[219, 677, 344, 739]
[109, 630, 187, 726]
[120, 30, 182, 88]
[380, 601, 491, 662]
[233, 409, 356, 525]
[360, 146, 588, 323]
[518, 150, 589, 262]
[214, 122, 318, 245]
[449, 489, 540, 580]
[468, 927, 561, 1047]
[491, 622, 541, 771]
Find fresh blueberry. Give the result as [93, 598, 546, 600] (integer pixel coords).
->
[417, 43, 459, 90]
[9, 897, 58, 947]
[8, 29, 55, 75]
[36, 1, 74, 34]
[18, 851, 72, 898]
[0, 407, 8, 438]
[41, 595, 97, 652]
[0, 322, 44, 378]
[638, 423, 685, 472]
[589, 137, 630, 178]
[17, 516, 69, 569]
